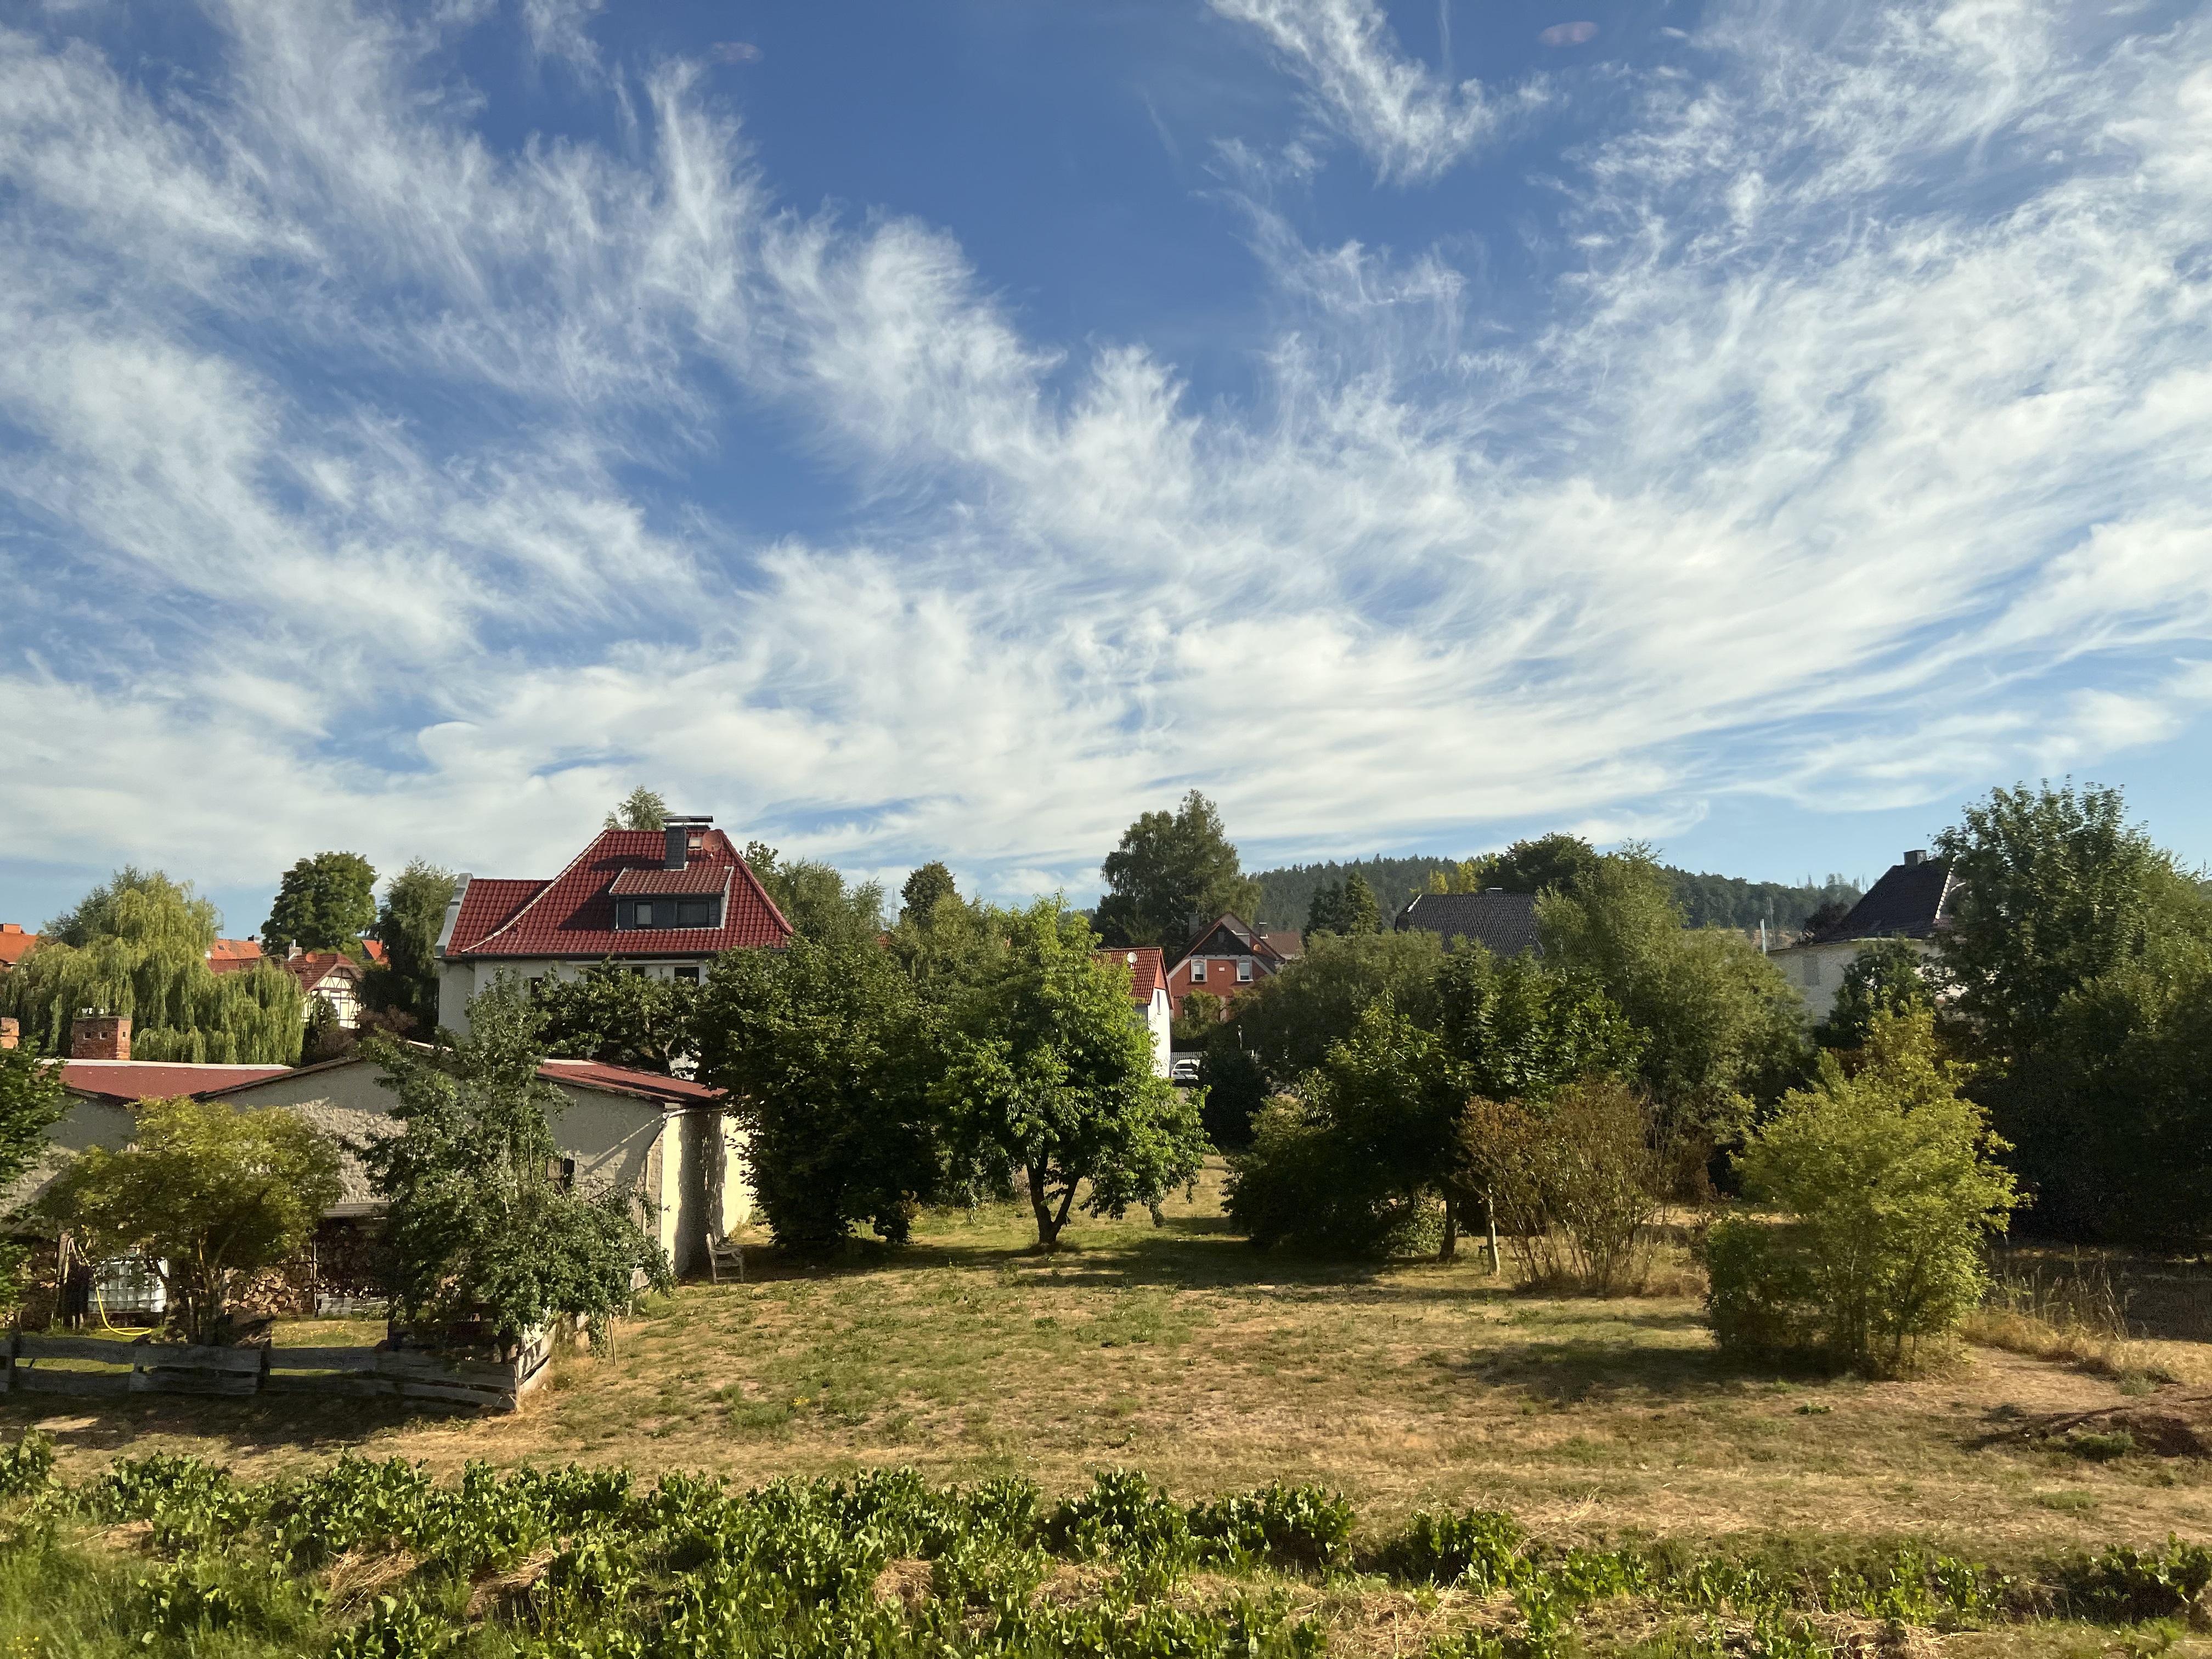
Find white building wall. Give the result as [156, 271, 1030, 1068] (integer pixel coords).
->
[1773, 936, 1940, 1024]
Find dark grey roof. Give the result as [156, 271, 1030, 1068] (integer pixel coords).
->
[1392, 891, 1541, 955]
[1813, 855, 1957, 943]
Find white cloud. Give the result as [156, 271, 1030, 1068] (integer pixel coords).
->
[1208, 0, 1543, 182]
[2, 0, 2210, 906]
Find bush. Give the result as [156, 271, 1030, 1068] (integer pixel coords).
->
[1706, 1010, 2018, 1375]
[1189, 1482, 1356, 1573]
[1459, 1078, 1662, 1293]
[1224, 1097, 1436, 1257]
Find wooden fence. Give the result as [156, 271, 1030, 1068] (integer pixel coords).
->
[0, 1331, 552, 1411]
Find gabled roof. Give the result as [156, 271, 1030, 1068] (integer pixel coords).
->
[610, 866, 732, 897]
[0, 924, 37, 969]
[443, 829, 792, 960]
[1260, 930, 1304, 961]
[1096, 946, 1167, 1003]
[1809, 855, 1957, 944]
[1393, 891, 1542, 956]
[1175, 914, 1292, 970]
[194, 1051, 725, 1111]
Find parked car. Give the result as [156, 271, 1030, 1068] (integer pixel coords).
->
[1171, 1058, 1201, 1085]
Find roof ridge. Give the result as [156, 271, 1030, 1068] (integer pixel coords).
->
[466, 831, 628, 955]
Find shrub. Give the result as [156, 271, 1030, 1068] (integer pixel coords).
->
[0, 1432, 53, 1498]
[1224, 1097, 1435, 1257]
[1706, 1010, 2018, 1375]
[1189, 1482, 1356, 1573]
[1379, 1507, 1530, 1592]
[1459, 1078, 1662, 1293]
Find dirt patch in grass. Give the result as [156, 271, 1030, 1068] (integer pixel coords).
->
[6, 1165, 2209, 1560]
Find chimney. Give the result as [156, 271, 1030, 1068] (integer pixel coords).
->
[71, 1012, 131, 1061]
[664, 825, 688, 871]
[0, 1018, 16, 1051]
[1903, 849, 1927, 867]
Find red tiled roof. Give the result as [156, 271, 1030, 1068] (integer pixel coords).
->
[61, 1061, 292, 1104]
[1096, 946, 1167, 1003]
[445, 829, 792, 960]
[609, 866, 732, 897]
[538, 1058, 725, 1107]
[283, 951, 364, 995]
[207, 939, 262, 974]
[0, 924, 37, 969]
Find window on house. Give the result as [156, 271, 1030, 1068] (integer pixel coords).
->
[1237, 960, 1254, 984]
[676, 898, 714, 928]
[1190, 960, 1206, 983]
[673, 966, 699, 984]
[635, 901, 654, 928]
[548, 1156, 576, 1193]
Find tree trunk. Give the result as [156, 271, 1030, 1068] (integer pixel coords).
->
[1028, 1165, 1062, 1250]
[1485, 1193, 1502, 1278]
[1440, 1192, 1459, 1262]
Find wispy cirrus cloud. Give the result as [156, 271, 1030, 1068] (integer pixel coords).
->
[1207, 0, 1544, 182]
[1, 0, 2209, 912]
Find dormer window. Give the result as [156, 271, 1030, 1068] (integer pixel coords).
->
[635, 902, 654, 927]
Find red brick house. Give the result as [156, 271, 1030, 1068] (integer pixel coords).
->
[435, 819, 793, 1033]
[1164, 915, 1299, 1018]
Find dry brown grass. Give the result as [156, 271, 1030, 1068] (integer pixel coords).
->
[7, 1165, 2211, 1564]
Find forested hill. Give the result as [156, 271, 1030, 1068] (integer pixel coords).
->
[1249, 857, 1861, 933]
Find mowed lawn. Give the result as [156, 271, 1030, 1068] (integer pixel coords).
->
[8, 1165, 2209, 1562]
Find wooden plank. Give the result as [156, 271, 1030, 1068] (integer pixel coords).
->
[392, 1379, 518, 1408]
[129, 1370, 259, 1397]
[16, 1369, 131, 1397]
[375, 1352, 521, 1385]
[132, 1346, 266, 1375]
[14, 1335, 142, 1363]
[261, 1372, 400, 1398]
[264, 1346, 382, 1372]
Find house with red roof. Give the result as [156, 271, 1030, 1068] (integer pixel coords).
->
[1094, 946, 1171, 1079]
[0, 924, 37, 972]
[435, 818, 793, 1034]
[1164, 913, 1297, 1019]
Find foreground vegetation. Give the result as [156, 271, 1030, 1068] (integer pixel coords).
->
[4, 1426, 2211, 1659]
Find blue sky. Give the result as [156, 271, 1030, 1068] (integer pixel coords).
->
[4, 0, 2211, 935]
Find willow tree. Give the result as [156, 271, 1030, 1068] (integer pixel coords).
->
[1, 870, 303, 1064]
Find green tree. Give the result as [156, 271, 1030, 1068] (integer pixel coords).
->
[35, 1096, 341, 1346]
[1470, 833, 1604, 896]
[900, 862, 960, 926]
[1, 870, 302, 1064]
[693, 939, 947, 1250]
[262, 851, 378, 957]
[1537, 848, 1807, 1148]
[1228, 928, 1444, 1084]
[362, 978, 671, 1348]
[605, 788, 669, 831]
[0, 1039, 68, 1314]
[887, 890, 1005, 1005]
[1816, 938, 1934, 1050]
[1305, 881, 1347, 936]
[1094, 791, 1262, 955]
[937, 900, 1206, 1249]
[538, 961, 698, 1074]
[1340, 873, 1381, 935]
[746, 846, 887, 949]
[1933, 780, 2212, 1241]
[1435, 945, 1644, 1106]
[365, 860, 458, 1031]
[1706, 1009, 2018, 1375]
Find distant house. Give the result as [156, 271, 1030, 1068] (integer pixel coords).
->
[0, 924, 36, 972]
[1165, 915, 1296, 1016]
[1770, 850, 1958, 1024]
[208, 939, 388, 1029]
[435, 819, 793, 1034]
[1392, 890, 1542, 955]
[1096, 947, 1171, 1077]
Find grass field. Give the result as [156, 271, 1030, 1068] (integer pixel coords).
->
[8, 1165, 2209, 1576]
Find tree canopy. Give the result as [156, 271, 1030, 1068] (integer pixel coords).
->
[538, 960, 699, 1074]
[900, 862, 960, 925]
[693, 939, 947, 1250]
[363, 978, 671, 1347]
[262, 851, 378, 956]
[1094, 791, 1262, 955]
[36, 1096, 341, 1346]
[744, 842, 887, 948]
[365, 859, 458, 1032]
[1, 870, 303, 1064]
[1307, 872, 1381, 936]
[0, 1036, 68, 1315]
[1536, 848, 1807, 1146]
[936, 900, 1206, 1248]
[605, 787, 669, 831]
